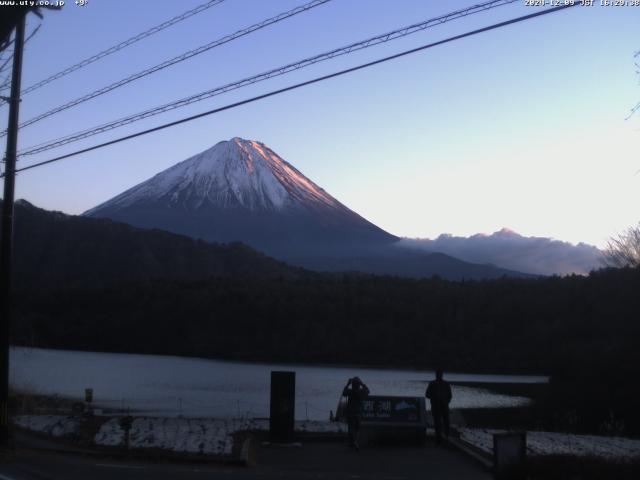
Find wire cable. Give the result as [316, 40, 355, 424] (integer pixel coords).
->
[9, 0, 228, 100]
[0, 54, 14, 76]
[5, 0, 332, 135]
[627, 51, 640, 119]
[0, 38, 15, 58]
[0, 24, 41, 94]
[9, 3, 578, 177]
[17, 0, 518, 156]
[0, 71, 11, 93]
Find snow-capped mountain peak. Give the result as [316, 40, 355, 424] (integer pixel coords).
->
[86, 137, 341, 214]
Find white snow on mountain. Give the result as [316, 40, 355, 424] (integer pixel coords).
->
[85, 138, 342, 214]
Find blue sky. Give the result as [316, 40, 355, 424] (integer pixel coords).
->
[2, 0, 639, 247]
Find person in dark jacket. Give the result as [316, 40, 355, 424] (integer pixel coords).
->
[342, 376, 369, 450]
[425, 368, 452, 444]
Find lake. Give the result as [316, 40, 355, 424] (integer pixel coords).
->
[10, 347, 546, 420]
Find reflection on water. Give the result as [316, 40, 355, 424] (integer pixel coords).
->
[10, 347, 545, 420]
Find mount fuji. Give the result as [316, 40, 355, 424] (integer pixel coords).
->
[85, 137, 397, 259]
[85, 138, 527, 279]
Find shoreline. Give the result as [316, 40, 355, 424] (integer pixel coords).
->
[9, 345, 550, 382]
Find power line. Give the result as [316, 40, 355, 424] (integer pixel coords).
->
[0, 24, 41, 94]
[0, 55, 13, 76]
[3, 0, 228, 103]
[0, 71, 11, 93]
[0, 48, 15, 76]
[10, 3, 578, 176]
[23, 23, 41, 46]
[4, 0, 332, 135]
[17, 0, 519, 157]
[0, 38, 15, 57]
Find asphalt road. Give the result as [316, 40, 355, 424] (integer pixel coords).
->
[0, 438, 491, 480]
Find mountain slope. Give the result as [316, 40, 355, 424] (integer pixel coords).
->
[6, 200, 299, 289]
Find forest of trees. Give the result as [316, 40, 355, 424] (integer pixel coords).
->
[12, 265, 640, 435]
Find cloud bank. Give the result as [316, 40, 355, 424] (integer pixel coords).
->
[398, 229, 603, 276]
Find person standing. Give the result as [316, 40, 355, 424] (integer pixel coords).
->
[342, 376, 369, 451]
[426, 368, 452, 444]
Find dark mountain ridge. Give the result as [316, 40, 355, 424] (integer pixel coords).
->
[4, 199, 300, 289]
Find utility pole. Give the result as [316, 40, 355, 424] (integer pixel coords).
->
[0, 14, 26, 448]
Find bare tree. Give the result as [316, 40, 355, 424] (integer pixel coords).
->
[605, 223, 640, 268]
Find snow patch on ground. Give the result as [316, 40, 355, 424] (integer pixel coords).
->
[94, 417, 344, 456]
[293, 419, 346, 433]
[13, 415, 80, 438]
[95, 417, 238, 455]
[450, 386, 530, 410]
[15, 413, 345, 457]
[459, 428, 640, 461]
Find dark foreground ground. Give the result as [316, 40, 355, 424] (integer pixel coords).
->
[0, 430, 490, 480]
[3, 428, 639, 480]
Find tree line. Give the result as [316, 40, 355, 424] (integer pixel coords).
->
[12, 265, 640, 435]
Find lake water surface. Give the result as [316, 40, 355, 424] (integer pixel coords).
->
[10, 347, 546, 420]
